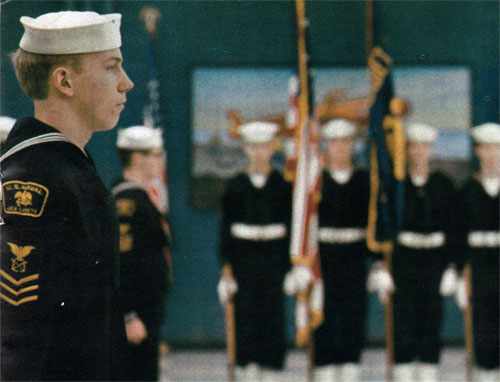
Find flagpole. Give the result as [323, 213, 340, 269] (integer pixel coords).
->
[463, 264, 474, 382]
[225, 300, 236, 382]
[293, 1, 315, 381]
[365, 1, 397, 380]
[365, 0, 374, 61]
[367, 142, 395, 382]
[382, 247, 394, 382]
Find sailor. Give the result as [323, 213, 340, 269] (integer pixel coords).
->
[455, 122, 500, 382]
[311, 119, 373, 382]
[112, 125, 173, 381]
[382, 123, 459, 382]
[217, 121, 292, 381]
[1, 11, 133, 380]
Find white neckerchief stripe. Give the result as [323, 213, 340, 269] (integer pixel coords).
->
[0, 133, 76, 163]
[111, 181, 142, 196]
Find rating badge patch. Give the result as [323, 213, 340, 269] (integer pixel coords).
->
[7, 242, 36, 273]
[2, 181, 49, 218]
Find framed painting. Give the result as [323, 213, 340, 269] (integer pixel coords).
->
[190, 65, 471, 210]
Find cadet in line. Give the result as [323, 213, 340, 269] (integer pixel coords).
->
[1, 11, 133, 380]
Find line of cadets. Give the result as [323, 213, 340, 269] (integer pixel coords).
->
[3, 113, 496, 382]
[3, 109, 498, 382]
[217, 118, 500, 382]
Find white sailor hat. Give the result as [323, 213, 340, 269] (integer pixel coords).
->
[19, 11, 121, 55]
[321, 119, 356, 139]
[239, 121, 279, 144]
[0, 116, 16, 143]
[405, 123, 438, 143]
[117, 125, 164, 151]
[470, 123, 500, 144]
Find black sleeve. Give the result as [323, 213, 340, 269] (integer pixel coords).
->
[0, 177, 85, 380]
[116, 192, 169, 315]
[452, 184, 471, 271]
[440, 175, 463, 268]
[283, 178, 293, 272]
[361, 170, 384, 262]
[220, 181, 236, 268]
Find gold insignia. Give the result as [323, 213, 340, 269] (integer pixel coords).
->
[7, 242, 36, 273]
[0, 270, 39, 306]
[15, 190, 33, 207]
[2, 181, 49, 218]
[116, 199, 136, 217]
[119, 223, 133, 252]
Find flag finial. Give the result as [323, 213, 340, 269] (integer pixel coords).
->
[140, 6, 162, 37]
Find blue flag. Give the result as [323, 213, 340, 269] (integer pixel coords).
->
[366, 47, 405, 253]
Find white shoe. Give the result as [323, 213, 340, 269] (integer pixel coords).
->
[475, 368, 500, 382]
[313, 364, 337, 382]
[393, 363, 414, 382]
[261, 367, 283, 382]
[235, 363, 261, 382]
[417, 363, 438, 382]
[340, 363, 360, 382]
[234, 366, 246, 381]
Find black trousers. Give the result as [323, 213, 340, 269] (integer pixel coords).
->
[313, 294, 366, 366]
[393, 293, 442, 363]
[122, 303, 165, 381]
[473, 293, 499, 369]
[234, 275, 286, 369]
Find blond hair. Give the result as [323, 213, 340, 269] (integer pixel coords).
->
[11, 48, 82, 100]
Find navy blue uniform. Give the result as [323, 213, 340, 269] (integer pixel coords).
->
[0, 118, 125, 381]
[313, 169, 372, 366]
[457, 177, 499, 369]
[220, 170, 292, 370]
[392, 172, 456, 364]
[112, 179, 172, 381]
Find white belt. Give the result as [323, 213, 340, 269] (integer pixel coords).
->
[230, 223, 287, 241]
[318, 227, 366, 244]
[397, 231, 445, 249]
[468, 231, 500, 248]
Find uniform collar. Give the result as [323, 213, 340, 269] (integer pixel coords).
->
[4, 117, 89, 159]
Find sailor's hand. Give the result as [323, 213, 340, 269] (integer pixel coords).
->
[439, 265, 458, 296]
[125, 315, 148, 345]
[454, 277, 469, 311]
[366, 261, 394, 305]
[217, 275, 238, 306]
[283, 264, 313, 295]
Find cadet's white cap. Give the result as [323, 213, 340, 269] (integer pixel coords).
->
[239, 121, 278, 143]
[405, 123, 438, 143]
[19, 11, 121, 55]
[0, 116, 16, 143]
[117, 125, 163, 150]
[321, 119, 356, 139]
[470, 123, 500, 144]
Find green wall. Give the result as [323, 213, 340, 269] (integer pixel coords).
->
[1, 0, 498, 346]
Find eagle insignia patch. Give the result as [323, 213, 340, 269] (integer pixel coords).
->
[2, 181, 49, 218]
[7, 242, 36, 273]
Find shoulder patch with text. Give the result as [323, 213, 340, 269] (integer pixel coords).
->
[2, 181, 49, 218]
